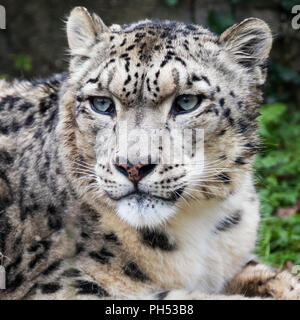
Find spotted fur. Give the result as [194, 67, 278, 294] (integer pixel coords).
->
[0, 7, 299, 300]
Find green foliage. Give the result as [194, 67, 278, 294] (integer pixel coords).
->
[255, 103, 300, 267]
[230, 0, 256, 4]
[164, 0, 179, 7]
[265, 62, 300, 104]
[11, 54, 32, 72]
[256, 214, 300, 267]
[281, 0, 300, 12]
[207, 10, 235, 34]
[229, 0, 298, 13]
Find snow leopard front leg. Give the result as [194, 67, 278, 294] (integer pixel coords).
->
[225, 260, 300, 300]
[23, 260, 297, 300]
[149, 260, 300, 301]
[20, 260, 264, 300]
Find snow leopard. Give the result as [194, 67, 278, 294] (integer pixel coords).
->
[0, 7, 299, 300]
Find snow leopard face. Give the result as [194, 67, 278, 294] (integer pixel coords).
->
[60, 7, 272, 228]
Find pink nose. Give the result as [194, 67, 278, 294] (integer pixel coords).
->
[114, 163, 156, 183]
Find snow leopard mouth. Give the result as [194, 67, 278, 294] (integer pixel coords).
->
[115, 190, 182, 228]
[106, 189, 184, 203]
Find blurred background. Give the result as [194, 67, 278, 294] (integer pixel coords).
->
[0, 0, 300, 270]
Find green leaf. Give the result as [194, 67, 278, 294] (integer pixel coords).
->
[11, 54, 32, 72]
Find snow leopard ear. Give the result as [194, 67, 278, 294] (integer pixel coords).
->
[67, 7, 109, 55]
[220, 18, 272, 69]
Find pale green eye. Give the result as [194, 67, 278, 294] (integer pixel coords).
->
[90, 97, 115, 115]
[172, 94, 203, 114]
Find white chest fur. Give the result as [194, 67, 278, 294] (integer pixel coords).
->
[165, 181, 259, 293]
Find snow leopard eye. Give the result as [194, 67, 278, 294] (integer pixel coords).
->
[89, 97, 115, 115]
[172, 94, 204, 115]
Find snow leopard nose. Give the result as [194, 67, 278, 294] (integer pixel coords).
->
[114, 163, 157, 183]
